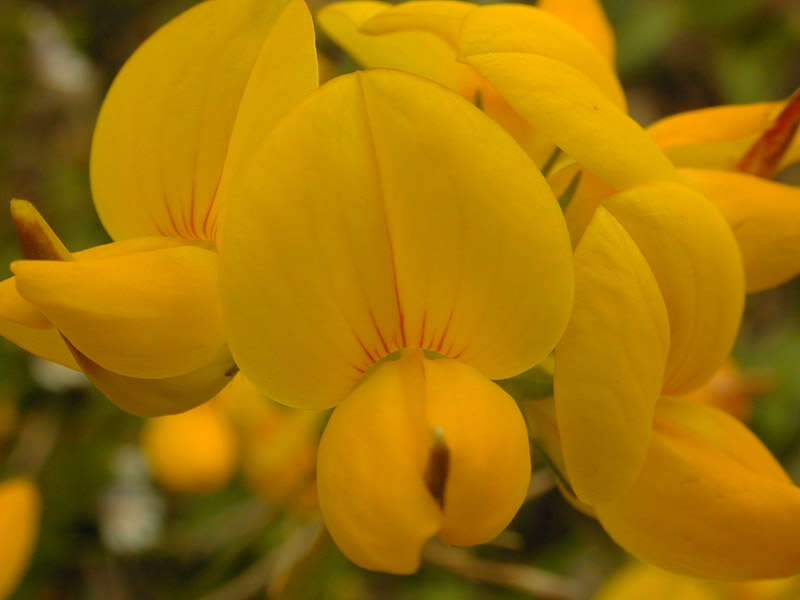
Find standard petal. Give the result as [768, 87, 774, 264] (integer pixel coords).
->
[603, 181, 745, 394]
[681, 168, 800, 292]
[647, 99, 800, 173]
[554, 207, 669, 505]
[537, 0, 616, 65]
[67, 339, 235, 417]
[463, 52, 677, 189]
[596, 399, 800, 579]
[0, 478, 40, 600]
[458, 5, 626, 109]
[90, 0, 317, 242]
[13, 244, 229, 379]
[221, 70, 573, 409]
[317, 353, 442, 574]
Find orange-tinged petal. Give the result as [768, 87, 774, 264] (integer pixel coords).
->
[596, 399, 800, 579]
[648, 99, 800, 173]
[537, 0, 616, 65]
[90, 0, 317, 242]
[13, 244, 228, 379]
[458, 5, 626, 109]
[736, 90, 800, 179]
[220, 70, 573, 409]
[318, 352, 529, 573]
[66, 338, 235, 417]
[554, 207, 669, 505]
[10, 199, 71, 262]
[0, 477, 40, 600]
[603, 181, 745, 394]
[681, 361, 766, 424]
[463, 52, 677, 189]
[141, 402, 238, 494]
[681, 167, 800, 292]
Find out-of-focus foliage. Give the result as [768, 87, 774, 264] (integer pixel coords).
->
[0, 0, 797, 598]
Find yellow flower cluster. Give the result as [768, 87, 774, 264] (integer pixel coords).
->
[1, 0, 799, 587]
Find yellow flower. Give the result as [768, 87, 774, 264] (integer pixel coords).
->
[314, 4, 800, 579]
[0, 0, 318, 416]
[593, 561, 800, 600]
[0, 477, 40, 600]
[219, 68, 575, 572]
[648, 92, 800, 292]
[317, 1, 746, 505]
[215, 374, 322, 513]
[592, 562, 717, 600]
[527, 387, 800, 579]
[141, 401, 239, 495]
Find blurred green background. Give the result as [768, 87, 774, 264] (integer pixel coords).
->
[0, 0, 798, 598]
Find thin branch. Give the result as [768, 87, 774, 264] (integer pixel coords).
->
[424, 541, 585, 600]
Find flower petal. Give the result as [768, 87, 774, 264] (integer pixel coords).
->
[318, 352, 529, 573]
[318, 2, 553, 164]
[463, 52, 677, 189]
[537, 0, 616, 65]
[603, 181, 745, 394]
[647, 99, 800, 173]
[220, 70, 573, 408]
[0, 478, 39, 600]
[458, 4, 626, 109]
[554, 207, 669, 505]
[681, 168, 800, 292]
[317, 1, 476, 93]
[596, 399, 800, 579]
[593, 562, 718, 600]
[317, 353, 442, 574]
[359, 0, 474, 49]
[424, 357, 530, 547]
[13, 244, 229, 379]
[90, 0, 317, 242]
[0, 319, 77, 370]
[66, 338, 235, 417]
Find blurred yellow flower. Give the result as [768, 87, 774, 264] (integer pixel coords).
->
[593, 561, 800, 600]
[0, 0, 318, 416]
[0, 477, 40, 600]
[215, 374, 321, 513]
[141, 401, 239, 495]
